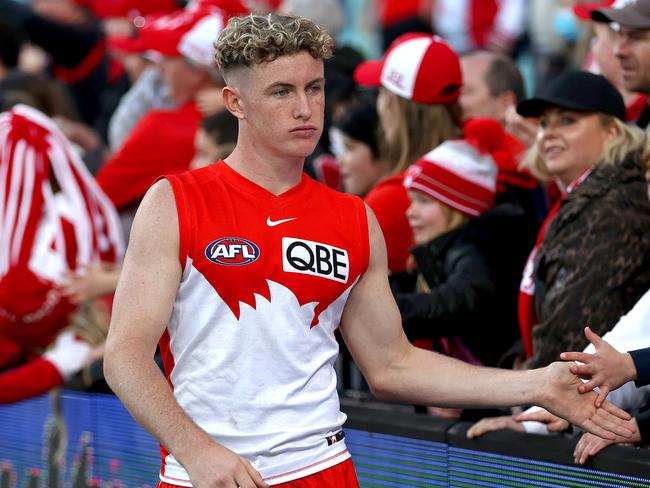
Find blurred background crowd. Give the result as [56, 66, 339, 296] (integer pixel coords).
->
[1, 0, 650, 466]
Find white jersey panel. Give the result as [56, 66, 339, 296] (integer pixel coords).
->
[161, 257, 353, 485]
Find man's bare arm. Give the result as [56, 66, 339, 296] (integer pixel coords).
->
[104, 180, 267, 488]
[340, 206, 634, 440]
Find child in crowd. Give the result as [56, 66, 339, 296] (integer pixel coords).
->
[190, 110, 239, 170]
[329, 97, 388, 197]
[395, 118, 523, 380]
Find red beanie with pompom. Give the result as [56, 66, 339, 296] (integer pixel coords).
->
[404, 118, 502, 217]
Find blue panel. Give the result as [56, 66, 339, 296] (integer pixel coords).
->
[1, 393, 649, 487]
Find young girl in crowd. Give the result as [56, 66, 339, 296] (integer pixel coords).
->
[395, 119, 521, 371]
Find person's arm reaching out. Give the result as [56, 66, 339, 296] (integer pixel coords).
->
[340, 206, 634, 441]
[103, 180, 268, 488]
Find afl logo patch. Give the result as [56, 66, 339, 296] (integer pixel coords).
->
[205, 237, 260, 266]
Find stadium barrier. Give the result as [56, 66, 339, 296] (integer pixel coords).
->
[1, 391, 649, 487]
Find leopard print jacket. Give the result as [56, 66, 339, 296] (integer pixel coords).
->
[530, 153, 650, 368]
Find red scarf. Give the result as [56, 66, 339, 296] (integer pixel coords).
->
[517, 167, 593, 357]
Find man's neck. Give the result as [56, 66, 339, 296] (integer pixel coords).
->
[224, 145, 305, 195]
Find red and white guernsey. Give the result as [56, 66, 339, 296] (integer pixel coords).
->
[159, 161, 369, 486]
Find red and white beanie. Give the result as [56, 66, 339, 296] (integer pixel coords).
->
[404, 118, 502, 217]
[0, 105, 124, 347]
[354, 33, 462, 105]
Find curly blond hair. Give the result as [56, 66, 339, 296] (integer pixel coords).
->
[214, 14, 334, 80]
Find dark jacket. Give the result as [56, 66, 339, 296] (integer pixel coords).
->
[530, 154, 650, 368]
[630, 347, 650, 388]
[395, 202, 537, 366]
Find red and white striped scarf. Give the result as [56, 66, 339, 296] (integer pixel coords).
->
[0, 105, 123, 346]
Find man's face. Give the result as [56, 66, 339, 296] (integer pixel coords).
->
[614, 26, 650, 94]
[592, 23, 621, 88]
[236, 51, 325, 162]
[460, 54, 505, 123]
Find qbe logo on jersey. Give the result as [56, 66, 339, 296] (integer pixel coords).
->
[205, 237, 260, 265]
[282, 237, 349, 283]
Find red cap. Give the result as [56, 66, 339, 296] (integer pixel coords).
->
[108, 4, 223, 60]
[573, 0, 615, 20]
[72, 0, 179, 19]
[354, 33, 462, 105]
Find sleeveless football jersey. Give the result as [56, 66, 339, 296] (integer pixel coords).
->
[159, 161, 370, 486]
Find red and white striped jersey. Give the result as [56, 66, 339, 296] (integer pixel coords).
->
[159, 161, 370, 486]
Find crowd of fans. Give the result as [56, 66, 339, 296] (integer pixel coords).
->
[1, 0, 650, 466]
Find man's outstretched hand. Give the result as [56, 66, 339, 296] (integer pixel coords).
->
[538, 362, 635, 441]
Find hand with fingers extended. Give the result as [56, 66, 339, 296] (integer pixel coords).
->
[513, 408, 570, 433]
[466, 415, 524, 439]
[182, 440, 269, 488]
[573, 418, 640, 465]
[538, 362, 635, 441]
[560, 327, 638, 407]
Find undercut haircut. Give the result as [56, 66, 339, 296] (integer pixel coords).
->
[214, 13, 334, 82]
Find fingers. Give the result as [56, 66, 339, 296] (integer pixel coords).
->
[600, 399, 632, 423]
[584, 326, 602, 348]
[591, 407, 634, 439]
[467, 416, 522, 439]
[570, 363, 594, 377]
[577, 378, 599, 393]
[573, 435, 590, 465]
[574, 433, 611, 465]
[594, 386, 610, 408]
[547, 418, 570, 432]
[244, 460, 269, 488]
[580, 419, 616, 441]
[513, 410, 554, 424]
[561, 351, 590, 363]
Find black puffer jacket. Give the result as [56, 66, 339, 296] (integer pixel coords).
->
[394, 202, 537, 366]
[530, 154, 650, 368]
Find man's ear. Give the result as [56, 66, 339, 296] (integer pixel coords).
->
[498, 91, 517, 120]
[223, 86, 245, 120]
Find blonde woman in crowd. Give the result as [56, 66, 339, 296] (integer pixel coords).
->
[469, 70, 650, 442]
[354, 33, 463, 276]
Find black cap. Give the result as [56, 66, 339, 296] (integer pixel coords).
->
[592, 0, 650, 28]
[516, 71, 626, 121]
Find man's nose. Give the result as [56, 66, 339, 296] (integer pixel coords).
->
[293, 92, 312, 119]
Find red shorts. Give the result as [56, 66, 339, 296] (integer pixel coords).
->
[157, 458, 358, 488]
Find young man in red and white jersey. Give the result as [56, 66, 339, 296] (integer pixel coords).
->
[104, 13, 637, 488]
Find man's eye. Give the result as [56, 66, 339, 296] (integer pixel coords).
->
[274, 89, 289, 97]
[309, 84, 322, 94]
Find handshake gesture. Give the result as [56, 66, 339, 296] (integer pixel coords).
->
[470, 326, 646, 464]
[520, 327, 644, 464]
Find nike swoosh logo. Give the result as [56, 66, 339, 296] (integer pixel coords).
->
[266, 217, 297, 227]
